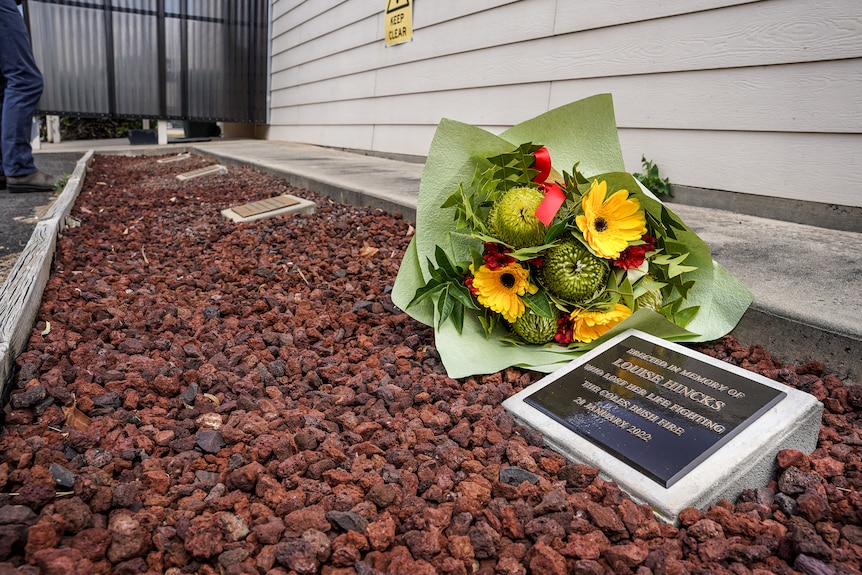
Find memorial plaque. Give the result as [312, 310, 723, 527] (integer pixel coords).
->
[524, 334, 786, 488]
[176, 164, 228, 181]
[231, 195, 301, 218]
[221, 194, 316, 223]
[503, 329, 822, 522]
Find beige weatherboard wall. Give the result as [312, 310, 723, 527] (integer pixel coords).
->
[268, 0, 862, 209]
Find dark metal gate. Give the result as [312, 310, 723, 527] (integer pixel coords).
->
[26, 0, 269, 123]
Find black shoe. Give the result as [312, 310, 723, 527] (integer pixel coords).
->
[7, 171, 58, 193]
[0, 175, 5, 190]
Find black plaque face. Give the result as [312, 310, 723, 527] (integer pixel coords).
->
[524, 335, 786, 488]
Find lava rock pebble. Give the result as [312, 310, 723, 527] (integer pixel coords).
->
[0, 154, 859, 574]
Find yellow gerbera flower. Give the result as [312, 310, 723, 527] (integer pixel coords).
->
[570, 304, 632, 343]
[576, 180, 647, 259]
[469, 262, 538, 323]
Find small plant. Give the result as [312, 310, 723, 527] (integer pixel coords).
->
[54, 173, 71, 191]
[634, 156, 672, 197]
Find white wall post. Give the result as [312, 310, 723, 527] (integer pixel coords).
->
[157, 120, 168, 145]
[46, 115, 61, 144]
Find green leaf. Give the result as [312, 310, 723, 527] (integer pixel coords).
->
[660, 205, 687, 233]
[675, 279, 697, 299]
[543, 220, 570, 244]
[476, 312, 497, 339]
[434, 245, 459, 278]
[672, 260, 698, 279]
[407, 281, 445, 309]
[522, 290, 554, 319]
[440, 185, 462, 209]
[633, 275, 667, 298]
[471, 231, 512, 248]
[437, 288, 456, 329]
[570, 163, 590, 186]
[619, 273, 635, 311]
[470, 249, 485, 271]
[498, 335, 519, 345]
[653, 252, 698, 278]
[449, 282, 480, 310]
[451, 300, 465, 333]
[509, 243, 558, 261]
[673, 305, 700, 328]
[428, 265, 447, 283]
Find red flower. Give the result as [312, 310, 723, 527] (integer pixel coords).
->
[554, 315, 574, 345]
[465, 276, 478, 296]
[482, 242, 515, 270]
[613, 234, 656, 270]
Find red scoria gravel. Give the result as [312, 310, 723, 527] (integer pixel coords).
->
[0, 153, 860, 575]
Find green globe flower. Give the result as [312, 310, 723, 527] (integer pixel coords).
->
[542, 240, 608, 303]
[511, 307, 559, 344]
[636, 283, 664, 312]
[488, 187, 546, 249]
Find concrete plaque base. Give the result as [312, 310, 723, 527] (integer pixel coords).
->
[502, 329, 823, 523]
[221, 194, 316, 223]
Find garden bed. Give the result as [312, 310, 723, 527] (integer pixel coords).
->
[0, 154, 859, 575]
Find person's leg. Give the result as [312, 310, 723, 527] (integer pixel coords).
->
[0, 0, 44, 179]
[0, 74, 5, 189]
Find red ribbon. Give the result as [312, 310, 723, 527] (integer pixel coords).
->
[531, 147, 552, 183]
[535, 182, 565, 226]
[531, 147, 563, 225]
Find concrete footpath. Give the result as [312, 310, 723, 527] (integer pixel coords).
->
[12, 138, 861, 384]
[0, 151, 83, 260]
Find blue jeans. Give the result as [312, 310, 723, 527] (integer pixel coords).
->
[0, 0, 43, 177]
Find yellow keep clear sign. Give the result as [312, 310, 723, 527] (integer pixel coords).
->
[385, 0, 412, 46]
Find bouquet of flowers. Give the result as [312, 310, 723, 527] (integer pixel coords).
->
[392, 94, 752, 378]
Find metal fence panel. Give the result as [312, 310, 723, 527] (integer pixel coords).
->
[29, 3, 110, 117]
[27, 0, 268, 123]
[113, 10, 161, 117]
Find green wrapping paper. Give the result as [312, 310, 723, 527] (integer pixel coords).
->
[392, 94, 753, 378]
